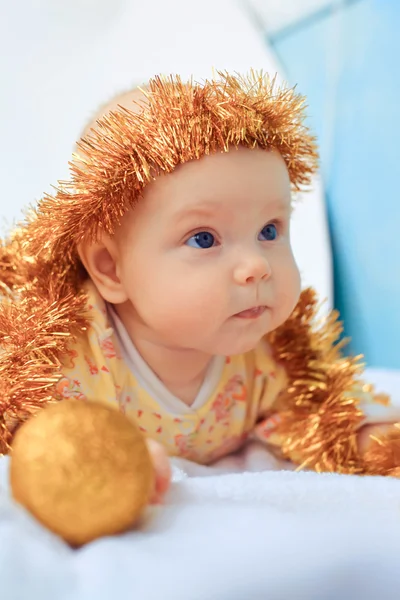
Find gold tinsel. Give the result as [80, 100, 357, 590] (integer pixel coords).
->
[268, 288, 370, 475]
[0, 287, 88, 453]
[267, 289, 400, 476]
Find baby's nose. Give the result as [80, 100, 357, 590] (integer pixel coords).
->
[233, 254, 271, 285]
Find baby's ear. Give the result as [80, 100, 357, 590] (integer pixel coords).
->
[78, 237, 128, 304]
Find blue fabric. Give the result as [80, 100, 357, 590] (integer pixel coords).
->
[272, 0, 400, 368]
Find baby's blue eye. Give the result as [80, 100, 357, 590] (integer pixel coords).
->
[186, 231, 216, 249]
[259, 223, 278, 242]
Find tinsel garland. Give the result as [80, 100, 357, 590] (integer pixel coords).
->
[268, 289, 399, 476]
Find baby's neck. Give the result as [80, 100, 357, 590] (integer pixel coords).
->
[114, 306, 213, 407]
[134, 338, 211, 406]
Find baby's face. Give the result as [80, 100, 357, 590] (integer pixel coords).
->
[114, 146, 301, 356]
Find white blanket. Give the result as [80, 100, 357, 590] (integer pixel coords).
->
[1, 368, 400, 600]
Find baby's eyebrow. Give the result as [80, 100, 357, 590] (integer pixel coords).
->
[173, 204, 222, 224]
[265, 196, 291, 212]
[173, 196, 291, 225]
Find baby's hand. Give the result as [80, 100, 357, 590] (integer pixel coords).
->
[357, 423, 393, 455]
[145, 439, 172, 504]
[357, 422, 400, 477]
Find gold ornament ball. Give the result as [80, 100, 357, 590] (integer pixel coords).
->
[10, 399, 154, 546]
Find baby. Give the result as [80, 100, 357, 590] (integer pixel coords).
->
[2, 73, 400, 501]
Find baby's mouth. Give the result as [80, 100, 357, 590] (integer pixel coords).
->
[234, 306, 267, 319]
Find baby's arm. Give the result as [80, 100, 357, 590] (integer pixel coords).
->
[252, 288, 400, 476]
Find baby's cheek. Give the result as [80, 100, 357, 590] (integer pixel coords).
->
[275, 259, 301, 322]
[288, 255, 301, 297]
[150, 293, 210, 341]
[165, 277, 221, 322]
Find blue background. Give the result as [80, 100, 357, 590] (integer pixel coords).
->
[270, 0, 400, 368]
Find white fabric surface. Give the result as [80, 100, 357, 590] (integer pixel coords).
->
[0, 368, 399, 600]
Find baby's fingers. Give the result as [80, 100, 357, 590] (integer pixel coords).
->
[145, 438, 172, 504]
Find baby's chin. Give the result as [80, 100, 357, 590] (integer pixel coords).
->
[211, 311, 292, 356]
[210, 330, 271, 357]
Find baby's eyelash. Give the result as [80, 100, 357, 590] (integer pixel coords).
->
[270, 219, 287, 232]
[260, 219, 280, 233]
[183, 227, 220, 242]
